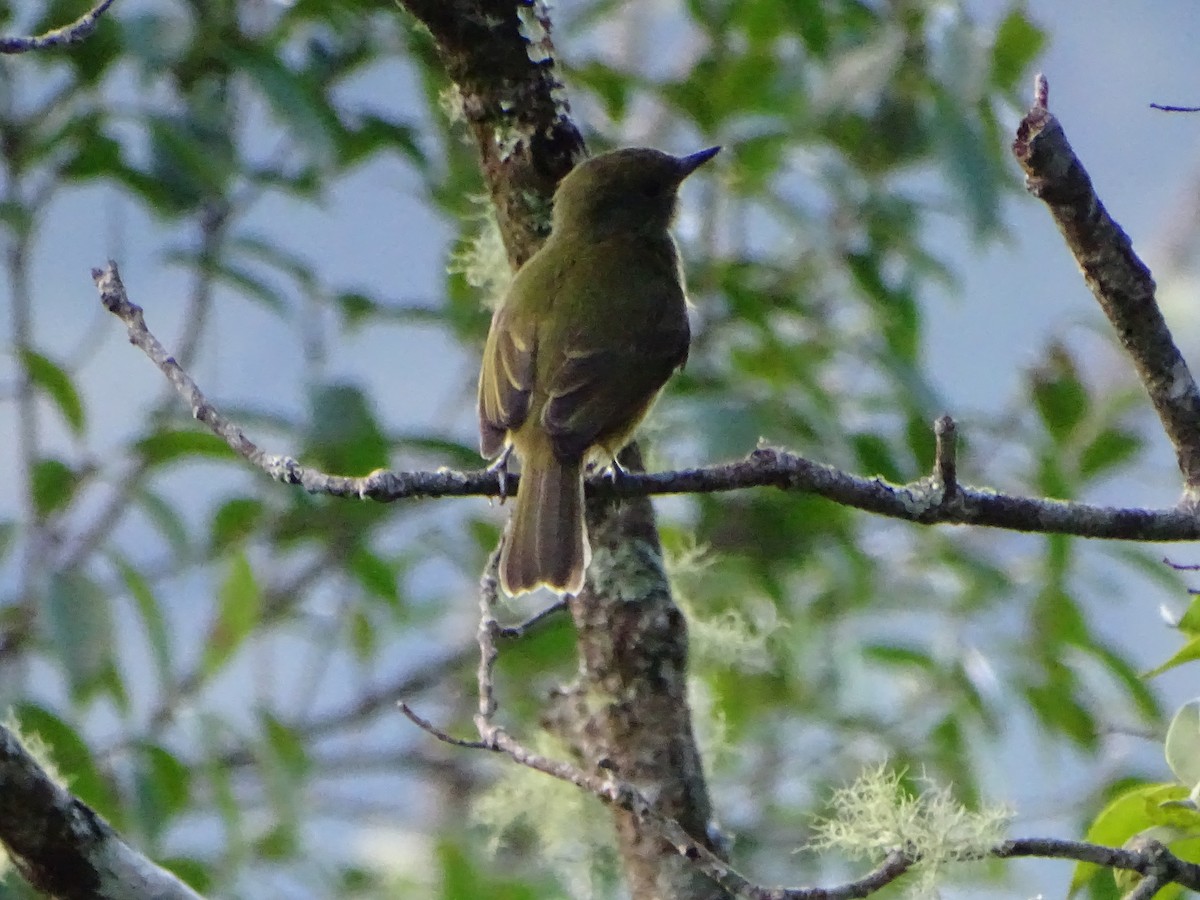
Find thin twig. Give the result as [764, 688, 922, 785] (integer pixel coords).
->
[398, 703, 492, 750]
[62, 202, 230, 572]
[497, 598, 568, 639]
[933, 415, 958, 501]
[475, 547, 503, 733]
[0, 0, 116, 53]
[1124, 875, 1163, 900]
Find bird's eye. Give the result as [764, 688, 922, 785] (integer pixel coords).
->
[639, 181, 663, 198]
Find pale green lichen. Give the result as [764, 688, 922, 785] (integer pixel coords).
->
[472, 733, 617, 900]
[808, 765, 1012, 898]
[896, 479, 945, 516]
[668, 543, 782, 672]
[493, 122, 525, 162]
[0, 709, 76, 881]
[437, 84, 465, 125]
[447, 199, 512, 309]
[517, 2, 554, 64]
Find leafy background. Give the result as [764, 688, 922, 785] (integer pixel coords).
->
[2, 0, 1200, 897]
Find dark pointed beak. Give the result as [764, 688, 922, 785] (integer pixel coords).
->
[677, 145, 721, 178]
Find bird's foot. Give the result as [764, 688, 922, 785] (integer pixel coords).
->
[486, 446, 514, 503]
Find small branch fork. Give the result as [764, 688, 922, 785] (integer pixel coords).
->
[93, 261, 1200, 542]
[0, 0, 116, 53]
[399, 573, 1200, 900]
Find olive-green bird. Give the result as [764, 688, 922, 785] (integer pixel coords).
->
[478, 146, 720, 596]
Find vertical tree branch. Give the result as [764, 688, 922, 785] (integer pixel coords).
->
[399, 0, 585, 267]
[394, 2, 728, 896]
[548, 447, 729, 900]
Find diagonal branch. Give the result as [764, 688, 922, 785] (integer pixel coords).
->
[403, 690, 1200, 900]
[0, 723, 203, 900]
[1013, 74, 1200, 500]
[0, 0, 116, 54]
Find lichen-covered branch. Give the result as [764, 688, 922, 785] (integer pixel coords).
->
[1013, 74, 1200, 501]
[0, 723, 203, 900]
[396, 0, 585, 267]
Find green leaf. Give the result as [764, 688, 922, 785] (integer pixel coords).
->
[570, 61, 632, 121]
[933, 91, 1002, 238]
[258, 713, 309, 859]
[349, 546, 398, 604]
[213, 261, 290, 315]
[1070, 783, 1189, 896]
[200, 713, 244, 854]
[231, 234, 317, 291]
[1088, 640, 1161, 725]
[337, 290, 379, 329]
[44, 572, 117, 704]
[148, 114, 233, 211]
[254, 823, 299, 860]
[113, 556, 172, 686]
[863, 643, 935, 671]
[305, 383, 389, 475]
[349, 607, 376, 659]
[261, 712, 311, 782]
[23, 350, 84, 435]
[133, 486, 191, 552]
[1177, 594, 1200, 635]
[158, 857, 212, 894]
[31, 458, 76, 517]
[61, 126, 125, 181]
[991, 10, 1046, 93]
[1167, 702, 1200, 788]
[210, 497, 265, 552]
[136, 430, 235, 465]
[133, 743, 192, 842]
[203, 553, 261, 674]
[339, 113, 427, 169]
[850, 432, 904, 483]
[1079, 427, 1142, 480]
[1143, 635, 1200, 680]
[11, 703, 119, 822]
[227, 45, 340, 161]
[1031, 344, 1089, 443]
[0, 520, 14, 565]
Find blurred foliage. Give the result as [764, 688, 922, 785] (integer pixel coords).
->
[0, 1, 1184, 898]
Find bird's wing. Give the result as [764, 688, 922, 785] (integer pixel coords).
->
[477, 305, 536, 459]
[542, 301, 689, 461]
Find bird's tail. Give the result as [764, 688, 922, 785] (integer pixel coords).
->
[500, 453, 589, 596]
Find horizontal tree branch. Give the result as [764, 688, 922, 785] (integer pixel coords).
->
[0, 723, 203, 900]
[1013, 74, 1200, 500]
[93, 260, 1200, 542]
